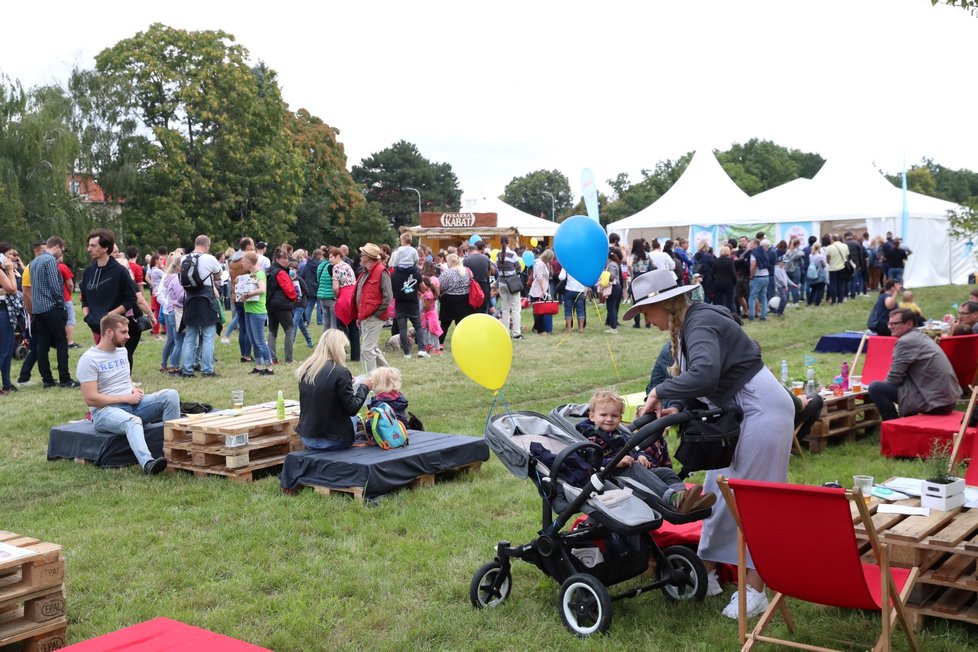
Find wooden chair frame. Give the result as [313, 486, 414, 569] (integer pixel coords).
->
[717, 476, 919, 652]
[948, 384, 978, 473]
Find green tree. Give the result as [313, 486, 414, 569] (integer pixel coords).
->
[601, 153, 692, 225]
[716, 138, 824, 196]
[351, 140, 461, 231]
[90, 24, 303, 249]
[884, 159, 978, 206]
[286, 109, 391, 248]
[500, 169, 572, 220]
[932, 0, 978, 15]
[0, 76, 93, 257]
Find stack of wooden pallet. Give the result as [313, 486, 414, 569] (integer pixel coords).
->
[807, 392, 881, 453]
[0, 531, 67, 651]
[164, 405, 301, 483]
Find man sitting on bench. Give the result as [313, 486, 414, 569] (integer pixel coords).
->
[867, 308, 961, 421]
[77, 313, 178, 475]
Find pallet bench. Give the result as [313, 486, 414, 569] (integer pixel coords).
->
[0, 531, 67, 652]
[807, 391, 880, 453]
[164, 404, 301, 483]
[300, 461, 484, 503]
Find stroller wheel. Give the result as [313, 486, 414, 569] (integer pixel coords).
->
[470, 561, 511, 608]
[14, 343, 27, 360]
[659, 545, 707, 602]
[558, 573, 612, 637]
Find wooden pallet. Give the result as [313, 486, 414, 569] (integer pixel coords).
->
[163, 405, 301, 483]
[295, 461, 484, 504]
[0, 531, 67, 651]
[807, 392, 880, 453]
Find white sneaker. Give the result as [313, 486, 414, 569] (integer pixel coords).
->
[604, 328, 618, 334]
[220, 337, 231, 344]
[706, 570, 723, 597]
[722, 585, 768, 619]
[417, 350, 430, 358]
[404, 354, 411, 359]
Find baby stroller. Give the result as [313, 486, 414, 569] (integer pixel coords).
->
[470, 407, 725, 636]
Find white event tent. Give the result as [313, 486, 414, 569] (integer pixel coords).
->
[456, 196, 559, 238]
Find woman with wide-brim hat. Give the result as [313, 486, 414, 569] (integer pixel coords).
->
[629, 269, 794, 620]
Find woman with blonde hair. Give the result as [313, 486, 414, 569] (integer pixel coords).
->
[529, 249, 554, 335]
[630, 269, 794, 620]
[295, 329, 374, 451]
[437, 253, 473, 345]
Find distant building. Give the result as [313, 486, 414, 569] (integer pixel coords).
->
[67, 173, 125, 215]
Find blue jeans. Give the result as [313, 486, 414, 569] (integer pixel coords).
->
[293, 306, 313, 347]
[246, 312, 271, 366]
[787, 269, 802, 304]
[92, 389, 179, 467]
[301, 436, 353, 452]
[161, 311, 185, 369]
[748, 276, 769, 319]
[563, 291, 586, 321]
[181, 324, 216, 374]
[889, 268, 904, 283]
[303, 301, 317, 332]
[319, 298, 336, 331]
[233, 301, 251, 357]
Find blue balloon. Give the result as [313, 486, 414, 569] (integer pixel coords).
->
[469, 234, 482, 245]
[553, 215, 608, 287]
[521, 251, 535, 267]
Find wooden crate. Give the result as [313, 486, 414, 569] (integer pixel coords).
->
[807, 392, 881, 453]
[295, 461, 484, 504]
[164, 405, 301, 483]
[0, 531, 67, 651]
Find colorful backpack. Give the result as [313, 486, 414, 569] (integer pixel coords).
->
[366, 402, 409, 449]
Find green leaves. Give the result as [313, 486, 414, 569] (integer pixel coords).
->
[501, 169, 572, 220]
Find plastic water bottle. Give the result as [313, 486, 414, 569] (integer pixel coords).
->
[780, 360, 789, 387]
[841, 361, 850, 390]
[276, 390, 285, 420]
[805, 366, 816, 397]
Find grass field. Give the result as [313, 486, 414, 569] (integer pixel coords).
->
[2, 285, 975, 651]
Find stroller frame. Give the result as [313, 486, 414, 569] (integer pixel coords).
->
[472, 409, 721, 636]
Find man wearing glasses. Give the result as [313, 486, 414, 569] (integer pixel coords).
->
[867, 308, 960, 421]
[953, 301, 978, 335]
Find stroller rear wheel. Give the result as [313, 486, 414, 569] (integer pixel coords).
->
[470, 561, 511, 608]
[558, 573, 612, 637]
[659, 545, 707, 602]
[14, 342, 27, 360]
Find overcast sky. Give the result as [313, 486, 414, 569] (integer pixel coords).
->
[4, 0, 977, 201]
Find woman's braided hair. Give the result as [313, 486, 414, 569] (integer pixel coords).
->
[663, 294, 692, 377]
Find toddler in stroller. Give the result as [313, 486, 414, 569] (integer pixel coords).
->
[471, 406, 723, 636]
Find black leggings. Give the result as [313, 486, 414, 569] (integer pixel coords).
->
[439, 294, 472, 344]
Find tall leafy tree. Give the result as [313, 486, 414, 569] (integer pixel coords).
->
[500, 169, 572, 220]
[286, 108, 391, 248]
[351, 140, 461, 231]
[885, 159, 978, 206]
[91, 23, 303, 249]
[602, 153, 693, 224]
[716, 139, 824, 196]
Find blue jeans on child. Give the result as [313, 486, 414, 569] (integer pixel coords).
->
[91, 389, 179, 467]
[246, 313, 271, 366]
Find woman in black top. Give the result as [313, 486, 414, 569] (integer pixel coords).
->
[295, 329, 374, 451]
[710, 245, 738, 314]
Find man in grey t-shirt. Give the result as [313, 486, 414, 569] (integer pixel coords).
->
[77, 314, 180, 475]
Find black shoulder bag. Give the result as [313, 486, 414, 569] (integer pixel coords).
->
[673, 305, 761, 475]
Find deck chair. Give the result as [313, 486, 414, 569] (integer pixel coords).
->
[965, 418, 978, 486]
[717, 477, 919, 652]
[852, 335, 897, 386]
[937, 334, 978, 392]
[949, 385, 978, 476]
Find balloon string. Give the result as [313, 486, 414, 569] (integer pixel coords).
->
[591, 296, 622, 382]
[483, 392, 500, 436]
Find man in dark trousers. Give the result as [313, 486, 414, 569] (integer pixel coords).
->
[27, 236, 79, 388]
[844, 231, 866, 298]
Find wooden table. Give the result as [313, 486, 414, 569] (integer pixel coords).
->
[853, 492, 978, 629]
[807, 390, 881, 453]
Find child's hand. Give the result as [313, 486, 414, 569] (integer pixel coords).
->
[637, 456, 652, 469]
[617, 455, 634, 468]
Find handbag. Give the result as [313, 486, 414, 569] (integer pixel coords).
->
[468, 276, 485, 309]
[674, 399, 744, 473]
[502, 274, 523, 294]
[133, 314, 154, 332]
[532, 299, 559, 316]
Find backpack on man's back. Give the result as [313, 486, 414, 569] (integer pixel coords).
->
[180, 254, 206, 292]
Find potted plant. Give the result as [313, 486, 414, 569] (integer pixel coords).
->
[920, 440, 965, 511]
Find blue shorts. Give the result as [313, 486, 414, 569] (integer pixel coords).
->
[563, 291, 586, 320]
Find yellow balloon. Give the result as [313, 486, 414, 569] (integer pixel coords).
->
[451, 314, 513, 391]
[529, 237, 538, 247]
[490, 248, 500, 260]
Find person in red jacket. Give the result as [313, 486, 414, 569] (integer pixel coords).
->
[355, 243, 392, 372]
[266, 248, 298, 364]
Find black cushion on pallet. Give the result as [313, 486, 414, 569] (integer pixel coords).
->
[280, 431, 489, 497]
[47, 420, 165, 468]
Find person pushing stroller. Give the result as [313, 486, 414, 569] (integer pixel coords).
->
[576, 391, 715, 514]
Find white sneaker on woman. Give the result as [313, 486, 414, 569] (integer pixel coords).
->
[706, 570, 723, 596]
[722, 585, 768, 619]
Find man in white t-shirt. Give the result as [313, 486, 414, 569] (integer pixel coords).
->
[255, 241, 271, 272]
[179, 234, 223, 378]
[78, 313, 180, 475]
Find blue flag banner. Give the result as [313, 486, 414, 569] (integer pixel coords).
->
[582, 168, 599, 223]
[691, 225, 717, 251]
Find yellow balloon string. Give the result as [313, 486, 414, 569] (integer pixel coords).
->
[592, 296, 622, 382]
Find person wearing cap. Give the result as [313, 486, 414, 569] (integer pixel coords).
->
[355, 243, 392, 373]
[255, 241, 271, 272]
[630, 269, 794, 620]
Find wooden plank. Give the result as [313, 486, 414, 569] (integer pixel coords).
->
[310, 485, 365, 504]
[929, 553, 975, 583]
[883, 507, 961, 543]
[928, 509, 978, 548]
[0, 616, 67, 648]
[929, 587, 973, 615]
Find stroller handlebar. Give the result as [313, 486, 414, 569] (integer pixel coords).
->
[622, 406, 737, 464]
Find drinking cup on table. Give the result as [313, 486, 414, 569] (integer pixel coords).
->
[791, 381, 804, 396]
[853, 475, 874, 503]
[849, 375, 862, 393]
[832, 384, 844, 397]
[231, 389, 244, 409]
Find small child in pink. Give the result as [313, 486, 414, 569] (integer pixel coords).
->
[420, 284, 442, 355]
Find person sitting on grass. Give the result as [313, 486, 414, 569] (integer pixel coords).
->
[77, 313, 176, 475]
[367, 366, 409, 423]
[575, 390, 715, 514]
[899, 289, 924, 326]
[295, 329, 374, 452]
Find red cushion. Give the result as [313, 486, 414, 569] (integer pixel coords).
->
[861, 336, 897, 386]
[61, 617, 271, 651]
[880, 413, 976, 459]
[938, 335, 978, 389]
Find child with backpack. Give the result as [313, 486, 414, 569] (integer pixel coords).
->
[366, 367, 409, 422]
[365, 367, 410, 448]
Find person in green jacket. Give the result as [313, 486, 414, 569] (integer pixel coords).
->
[317, 257, 335, 330]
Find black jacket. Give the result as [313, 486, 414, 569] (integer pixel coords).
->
[297, 362, 369, 446]
[80, 259, 138, 332]
[266, 262, 296, 313]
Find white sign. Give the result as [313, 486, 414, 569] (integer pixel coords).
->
[440, 213, 476, 228]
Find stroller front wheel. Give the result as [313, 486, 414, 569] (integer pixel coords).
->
[470, 561, 511, 609]
[659, 545, 707, 602]
[558, 573, 612, 637]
